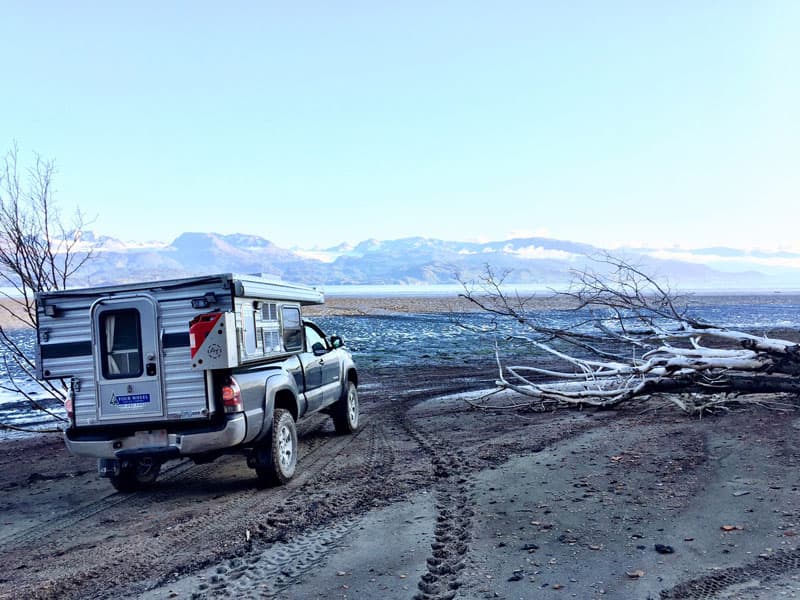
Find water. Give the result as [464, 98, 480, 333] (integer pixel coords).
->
[313, 297, 800, 367]
[3, 295, 800, 436]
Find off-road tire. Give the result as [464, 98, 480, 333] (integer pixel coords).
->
[256, 409, 298, 486]
[332, 381, 359, 434]
[109, 458, 161, 493]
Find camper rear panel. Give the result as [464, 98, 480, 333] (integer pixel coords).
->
[37, 278, 234, 428]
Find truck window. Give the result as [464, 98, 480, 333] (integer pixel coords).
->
[305, 323, 326, 352]
[99, 309, 143, 379]
[282, 306, 303, 352]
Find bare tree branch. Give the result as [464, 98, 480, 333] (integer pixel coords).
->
[0, 143, 93, 430]
[460, 255, 800, 415]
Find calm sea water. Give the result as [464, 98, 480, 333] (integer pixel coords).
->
[3, 295, 799, 435]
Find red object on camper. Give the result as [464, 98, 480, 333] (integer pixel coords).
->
[189, 312, 223, 358]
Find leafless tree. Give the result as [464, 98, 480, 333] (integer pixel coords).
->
[0, 143, 94, 431]
[460, 255, 800, 415]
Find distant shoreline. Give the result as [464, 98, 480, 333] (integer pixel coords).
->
[320, 283, 800, 297]
[3, 291, 800, 330]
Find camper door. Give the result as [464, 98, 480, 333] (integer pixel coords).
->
[91, 296, 165, 422]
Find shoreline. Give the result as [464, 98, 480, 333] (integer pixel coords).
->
[4, 291, 800, 329]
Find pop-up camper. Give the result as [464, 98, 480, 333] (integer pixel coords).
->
[36, 273, 359, 491]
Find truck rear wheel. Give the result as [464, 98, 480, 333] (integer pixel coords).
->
[332, 381, 359, 434]
[109, 457, 161, 493]
[256, 408, 298, 486]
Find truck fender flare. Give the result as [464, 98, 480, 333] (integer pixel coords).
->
[342, 356, 358, 387]
[256, 373, 301, 443]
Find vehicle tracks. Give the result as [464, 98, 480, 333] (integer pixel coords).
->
[375, 378, 481, 600]
[389, 374, 605, 600]
[658, 548, 800, 599]
[406, 427, 473, 600]
[5, 366, 570, 600]
[1, 415, 365, 600]
[0, 457, 198, 549]
[0, 418, 330, 551]
[152, 418, 400, 599]
[140, 371, 597, 600]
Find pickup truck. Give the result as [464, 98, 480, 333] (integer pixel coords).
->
[35, 273, 359, 492]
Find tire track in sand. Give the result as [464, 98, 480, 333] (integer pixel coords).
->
[2, 417, 356, 600]
[0, 418, 330, 550]
[144, 420, 397, 599]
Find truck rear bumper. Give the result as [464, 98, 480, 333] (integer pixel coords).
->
[64, 413, 248, 460]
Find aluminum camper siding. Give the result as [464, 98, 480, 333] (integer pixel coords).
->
[37, 277, 236, 427]
[36, 274, 324, 429]
[36, 292, 99, 427]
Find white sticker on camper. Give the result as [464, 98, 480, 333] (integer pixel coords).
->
[110, 393, 152, 406]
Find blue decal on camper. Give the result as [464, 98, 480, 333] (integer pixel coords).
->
[110, 393, 151, 406]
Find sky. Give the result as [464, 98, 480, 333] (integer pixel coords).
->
[1, 1, 798, 252]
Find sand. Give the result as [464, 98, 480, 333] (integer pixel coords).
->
[2, 294, 800, 598]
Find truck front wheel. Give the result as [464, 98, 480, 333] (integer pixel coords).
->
[256, 408, 298, 486]
[109, 457, 161, 493]
[332, 381, 359, 434]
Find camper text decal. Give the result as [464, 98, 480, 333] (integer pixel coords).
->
[110, 393, 151, 406]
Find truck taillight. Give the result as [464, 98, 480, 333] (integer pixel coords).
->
[64, 397, 74, 420]
[221, 377, 242, 413]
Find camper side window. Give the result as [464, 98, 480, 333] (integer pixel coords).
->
[282, 306, 303, 352]
[260, 303, 281, 353]
[99, 309, 143, 379]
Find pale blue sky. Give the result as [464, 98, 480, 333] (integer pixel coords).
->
[2, 1, 797, 250]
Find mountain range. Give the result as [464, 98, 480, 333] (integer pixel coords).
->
[73, 232, 800, 291]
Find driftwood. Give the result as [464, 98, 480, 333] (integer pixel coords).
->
[460, 255, 800, 415]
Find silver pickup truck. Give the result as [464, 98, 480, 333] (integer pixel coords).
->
[35, 273, 359, 492]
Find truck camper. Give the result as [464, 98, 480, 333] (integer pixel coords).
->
[35, 273, 358, 492]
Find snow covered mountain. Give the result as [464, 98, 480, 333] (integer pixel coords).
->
[73, 232, 800, 290]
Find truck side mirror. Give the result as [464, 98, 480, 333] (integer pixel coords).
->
[329, 335, 343, 349]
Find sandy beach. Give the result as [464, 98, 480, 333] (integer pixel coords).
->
[1, 295, 799, 599]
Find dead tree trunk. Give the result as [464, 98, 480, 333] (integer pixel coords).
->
[460, 256, 800, 415]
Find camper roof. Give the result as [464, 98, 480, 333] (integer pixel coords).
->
[36, 273, 324, 305]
